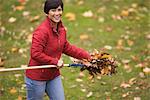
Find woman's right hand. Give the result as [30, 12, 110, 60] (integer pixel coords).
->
[57, 59, 64, 69]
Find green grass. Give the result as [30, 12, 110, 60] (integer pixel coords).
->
[0, 0, 150, 100]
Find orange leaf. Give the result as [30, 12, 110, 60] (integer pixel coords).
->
[10, 87, 17, 94]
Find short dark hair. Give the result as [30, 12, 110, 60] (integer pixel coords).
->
[44, 0, 64, 14]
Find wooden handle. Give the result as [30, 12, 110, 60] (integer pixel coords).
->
[0, 64, 70, 72]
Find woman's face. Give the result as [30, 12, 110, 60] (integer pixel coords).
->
[48, 6, 63, 23]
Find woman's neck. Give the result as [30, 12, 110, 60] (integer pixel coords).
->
[50, 19, 58, 29]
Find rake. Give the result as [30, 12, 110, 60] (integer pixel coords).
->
[0, 64, 84, 72]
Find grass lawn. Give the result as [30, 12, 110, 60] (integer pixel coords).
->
[0, 0, 149, 100]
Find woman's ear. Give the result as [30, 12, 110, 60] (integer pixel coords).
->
[45, 14, 48, 16]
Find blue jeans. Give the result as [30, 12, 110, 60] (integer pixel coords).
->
[25, 76, 65, 100]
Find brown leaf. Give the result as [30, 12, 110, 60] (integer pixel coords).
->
[0, 58, 4, 67]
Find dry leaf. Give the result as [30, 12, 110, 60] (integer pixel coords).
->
[106, 26, 113, 32]
[22, 11, 30, 17]
[120, 82, 131, 88]
[104, 45, 112, 50]
[122, 92, 130, 98]
[81, 88, 86, 92]
[121, 10, 129, 17]
[98, 17, 105, 23]
[82, 10, 93, 18]
[11, 47, 19, 53]
[18, 96, 23, 100]
[8, 17, 16, 23]
[127, 40, 134, 46]
[65, 12, 76, 21]
[14, 6, 24, 11]
[76, 78, 83, 82]
[77, 1, 84, 5]
[0, 58, 4, 67]
[79, 34, 89, 40]
[86, 92, 93, 98]
[134, 97, 141, 100]
[143, 67, 150, 74]
[145, 34, 150, 40]
[10, 87, 17, 94]
[30, 16, 40, 22]
[129, 77, 136, 85]
[79, 72, 85, 78]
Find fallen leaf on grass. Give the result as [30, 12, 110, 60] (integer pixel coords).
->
[76, 78, 83, 82]
[77, 0, 84, 5]
[129, 77, 136, 85]
[81, 88, 86, 92]
[10, 87, 17, 94]
[121, 10, 129, 17]
[13, 6, 25, 11]
[143, 67, 150, 74]
[120, 82, 131, 88]
[134, 97, 141, 100]
[18, 96, 23, 100]
[29, 16, 40, 22]
[22, 11, 30, 17]
[65, 12, 76, 21]
[8, 17, 16, 23]
[0, 58, 4, 67]
[86, 91, 93, 98]
[82, 10, 93, 18]
[79, 34, 89, 40]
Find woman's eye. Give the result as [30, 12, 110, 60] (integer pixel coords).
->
[58, 8, 62, 11]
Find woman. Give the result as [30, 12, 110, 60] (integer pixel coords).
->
[25, 0, 91, 100]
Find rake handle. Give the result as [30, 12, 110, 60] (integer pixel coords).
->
[0, 64, 84, 72]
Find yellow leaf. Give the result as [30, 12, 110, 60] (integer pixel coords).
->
[79, 34, 89, 40]
[121, 10, 129, 17]
[65, 12, 76, 21]
[11, 47, 19, 53]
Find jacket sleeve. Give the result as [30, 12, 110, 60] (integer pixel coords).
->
[30, 29, 58, 65]
[63, 39, 91, 60]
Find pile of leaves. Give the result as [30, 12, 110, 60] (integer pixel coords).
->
[75, 49, 118, 78]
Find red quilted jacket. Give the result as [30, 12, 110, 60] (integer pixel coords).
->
[25, 17, 91, 80]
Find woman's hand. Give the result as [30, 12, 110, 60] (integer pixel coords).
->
[57, 59, 64, 69]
